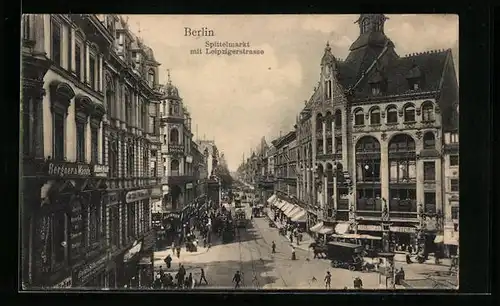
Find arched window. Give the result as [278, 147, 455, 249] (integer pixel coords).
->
[386, 105, 398, 124]
[105, 75, 114, 117]
[316, 114, 323, 132]
[355, 136, 381, 211]
[325, 112, 332, 132]
[423, 132, 435, 149]
[334, 109, 342, 128]
[354, 109, 364, 126]
[388, 134, 417, 212]
[148, 69, 155, 87]
[171, 159, 180, 175]
[108, 140, 118, 177]
[421, 101, 434, 122]
[370, 107, 381, 125]
[125, 90, 131, 124]
[169, 128, 179, 144]
[127, 143, 134, 176]
[404, 104, 416, 122]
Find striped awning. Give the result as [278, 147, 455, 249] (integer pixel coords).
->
[334, 222, 351, 235]
[290, 210, 307, 222]
[310, 221, 334, 235]
[276, 200, 287, 210]
[284, 205, 300, 217]
[267, 194, 277, 205]
[310, 222, 324, 232]
[280, 202, 292, 212]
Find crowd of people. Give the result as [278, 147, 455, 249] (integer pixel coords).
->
[152, 265, 209, 289]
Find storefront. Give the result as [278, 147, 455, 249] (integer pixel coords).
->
[116, 239, 143, 288]
[356, 222, 418, 251]
[309, 221, 334, 241]
[162, 211, 181, 246]
[72, 252, 110, 288]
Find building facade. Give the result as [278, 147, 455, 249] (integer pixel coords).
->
[442, 123, 459, 256]
[295, 14, 458, 254]
[21, 14, 162, 289]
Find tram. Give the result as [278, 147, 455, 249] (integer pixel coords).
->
[235, 208, 247, 228]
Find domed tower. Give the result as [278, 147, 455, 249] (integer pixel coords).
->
[159, 69, 186, 211]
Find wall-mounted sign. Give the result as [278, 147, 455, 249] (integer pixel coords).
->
[92, 164, 109, 177]
[357, 224, 382, 232]
[74, 254, 108, 285]
[46, 161, 91, 177]
[69, 199, 84, 260]
[390, 226, 416, 233]
[53, 277, 72, 288]
[123, 241, 143, 262]
[166, 212, 181, 219]
[186, 156, 193, 163]
[186, 183, 193, 189]
[107, 192, 120, 206]
[125, 189, 151, 203]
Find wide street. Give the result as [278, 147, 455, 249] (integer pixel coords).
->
[153, 202, 389, 290]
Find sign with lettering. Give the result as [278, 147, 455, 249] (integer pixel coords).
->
[74, 254, 108, 285]
[46, 161, 91, 177]
[186, 183, 193, 189]
[93, 164, 109, 177]
[125, 189, 151, 203]
[357, 224, 382, 232]
[69, 199, 84, 260]
[391, 226, 416, 233]
[166, 212, 180, 219]
[123, 241, 143, 262]
[53, 277, 72, 288]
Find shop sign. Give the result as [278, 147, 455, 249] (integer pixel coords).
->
[123, 241, 143, 262]
[125, 189, 151, 203]
[186, 183, 193, 189]
[357, 224, 382, 232]
[390, 226, 416, 233]
[92, 164, 109, 177]
[53, 277, 72, 288]
[107, 192, 120, 206]
[74, 254, 108, 285]
[166, 212, 180, 219]
[46, 161, 91, 177]
[69, 199, 84, 259]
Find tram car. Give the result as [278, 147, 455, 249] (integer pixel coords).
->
[235, 208, 247, 228]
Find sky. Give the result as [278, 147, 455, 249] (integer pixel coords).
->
[125, 14, 459, 172]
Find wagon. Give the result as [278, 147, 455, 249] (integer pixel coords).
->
[327, 241, 364, 271]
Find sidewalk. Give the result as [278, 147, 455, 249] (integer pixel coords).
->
[265, 209, 313, 252]
[394, 252, 452, 267]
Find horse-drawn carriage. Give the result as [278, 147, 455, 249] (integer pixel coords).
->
[327, 241, 364, 271]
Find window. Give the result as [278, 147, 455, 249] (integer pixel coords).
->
[127, 203, 136, 239]
[451, 207, 459, 220]
[106, 84, 114, 117]
[169, 103, 173, 116]
[370, 108, 381, 125]
[141, 104, 147, 130]
[148, 69, 155, 87]
[53, 211, 67, 264]
[354, 109, 364, 125]
[424, 192, 436, 213]
[51, 21, 61, 65]
[335, 137, 342, 154]
[127, 144, 134, 176]
[76, 121, 86, 162]
[450, 132, 459, 143]
[334, 110, 341, 128]
[89, 202, 101, 244]
[109, 206, 119, 247]
[143, 147, 148, 177]
[53, 112, 65, 161]
[325, 80, 332, 99]
[89, 56, 96, 89]
[413, 83, 419, 90]
[125, 94, 131, 124]
[388, 134, 416, 152]
[386, 106, 398, 124]
[91, 127, 98, 164]
[371, 85, 381, 95]
[423, 161, 435, 181]
[422, 101, 434, 121]
[109, 141, 118, 177]
[149, 116, 156, 134]
[362, 18, 370, 33]
[171, 159, 180, 175]
[389, 160, 416, 183]
[404, 105, 416, 122]
[75, 44, 82, 81]
[450, 155, 459, 166]
[423, 132, 435, 149]
[143, 201, 150, 231]
[170, 128, 179, 144]
[163, 135, 167, 145]
[451, 179, 459, 192]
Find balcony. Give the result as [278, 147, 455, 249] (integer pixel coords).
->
[164, 171, 195, 185]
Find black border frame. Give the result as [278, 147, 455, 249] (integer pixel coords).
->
[6, 0, 494, 304]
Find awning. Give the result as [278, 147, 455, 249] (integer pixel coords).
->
[331, 233, 382, 240]
[335, 222, 351, 235]
[290, 210, 307, 222]
[434, 235, 444, 244]
[267, 195, 277, 204]
[319, 226, 334, 235]
[280, 202, 292, 212]
[444, 228, 459, 246]
[284, 205, 300, 217]
[310, 222, 324, 232]
[276, 200, 286, 210]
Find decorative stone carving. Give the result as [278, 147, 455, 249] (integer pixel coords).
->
[381, 132, 388, 141]
[381, 112, 386, 119]
[415, 130, 423, 140]
[381, 203, 389, 221]
[398, 109, 404, 117]
[416, 108, 421, 116]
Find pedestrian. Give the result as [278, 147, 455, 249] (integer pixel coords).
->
[199, 268, 209, 285]
[184, 276, 190, 289]
[232, 271, 242, 289]
[153, 273, 163, 289]
[353, 276, 363, 289]
[291, 245, 296, 260]
[289, 233, 293, 243]
[406, 252, 413, 264]
[324, 271, 332, 289]
[164, 254, 172, 269]
[408, 244, 413, 254]
[187, 272, 194, 289]
[203, 237, 207, 248]
[159, 266, 165, 278]
[176, 246, 181, 258]
[271, 241, 276, 253]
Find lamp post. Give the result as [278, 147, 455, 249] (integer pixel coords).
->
[381, 198, 391, 252]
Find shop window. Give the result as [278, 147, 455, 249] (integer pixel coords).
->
[451, 179, 459, 192]
[424, 192, 436, 213]
[52, 211, 67, 265]
[423, 132, 435, 149]
[53, 111, 65, 161]
[386, 105, 398, 124]
[51, 20, 61, 66]
[423, 161, 435, 182]
[404, 104, 416, 122]
[354, 109, 364, 126]
[91, 127, 98, 164]
[450, 155, 459, 166]
[76, 121, 86, 162]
